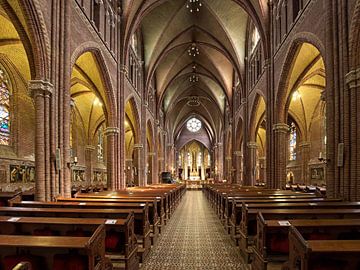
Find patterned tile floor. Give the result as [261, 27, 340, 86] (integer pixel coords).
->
[140, 190, 247, 270]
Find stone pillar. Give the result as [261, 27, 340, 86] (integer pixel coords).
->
[273, 123, 289, 189]
[258, 157, 266, 183]
[104, 127, 120, 190]
[217, 143, 224, 181]
[299, 141, 311, 185]
[158, 157, 164, 179]
[225, 156, 232, 182]
[147, 152, 155, 185]
[234, 151, 243, 184]
[85, 145, 95, 184]
[29, 80, 53, 201]
[133, 144, 144, 186]
[247, 141, 258, 186]
[119, 65, 128, 190]
[125, 159, 133, 186]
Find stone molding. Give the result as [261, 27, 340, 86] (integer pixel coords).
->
[29, 80, 53, 97]
[299, 141, 311, 148]
[233, 151, 243, 156]
[147, 152, 155, 156]
[346, 67, 360, 89]
[104, 127, 120, 135]
[85, 145, 96, 151]
[225, 156, 232, 160]
[133, 144, 143, 149]
[120, 64, 128, 75]
[247, 141, 258, 149]
[273, 123, 289, 133]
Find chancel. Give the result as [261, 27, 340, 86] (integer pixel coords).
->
[0, 0, 359, 269]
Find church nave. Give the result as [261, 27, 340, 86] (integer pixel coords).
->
[141, 191, 245, 270]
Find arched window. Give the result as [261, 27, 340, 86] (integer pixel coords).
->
[131, 33, 138, 56]
[289, 122, 297, 160]
[0, 67, 10, 145]
[250, 27, 260, 54]
[97, 125, 104, 161]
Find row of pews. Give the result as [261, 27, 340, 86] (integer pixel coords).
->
[0, 184, 186, 270]
[204, 184, 360, 270]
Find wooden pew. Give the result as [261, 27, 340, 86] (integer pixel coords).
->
[56, 197, 165, 233]
[284, 226, 360, 270]
[0, 215, 137, 270]
[0, 191, 21, 206]
[11, 200, 160, 245]
[0, 206, 151, 262]
[0, 224, 106, 270]
[75, 192, 172, 224]
[225, 197, 341, 234]
[252, 215, 360, 270]
[239, 207, 360, 262]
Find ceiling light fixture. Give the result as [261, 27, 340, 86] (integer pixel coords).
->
[189, 74, 199, 83]
[188, 43, 200, 57]
[186, 0, 202, 13]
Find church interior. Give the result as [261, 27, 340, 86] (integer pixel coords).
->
[0, 0, 359, 269]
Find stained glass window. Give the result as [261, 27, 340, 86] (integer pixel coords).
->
[289, 122, 297, 160]
[186, 118, 201, 132]
[0, 68, 10, 145]
[251, 27, 260, 54]
[97, 126, 104, 161]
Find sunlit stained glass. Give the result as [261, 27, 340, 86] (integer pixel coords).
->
[0, 68, 10, 145]
[289, 122, 297, 160]
[186, 118, 201, 132]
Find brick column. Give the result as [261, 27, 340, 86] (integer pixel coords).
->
[84, 145, 95, 184]
[234, 151, 243, 184]
[133, 144, 144, 186]
[104, 127, 119, 190]
[299, 141, 311, 185]
[247, 141, 257, 186]
[273, 123, 289, 189]
[346, 67, 360, 200]
[29, 80, 53, 201]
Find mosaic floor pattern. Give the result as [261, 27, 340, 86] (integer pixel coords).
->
[140, 190, 247, 270]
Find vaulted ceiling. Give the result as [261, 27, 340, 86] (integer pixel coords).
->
[125, 0, 267, 150]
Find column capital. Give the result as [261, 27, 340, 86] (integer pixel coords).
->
[225, 156, 232, 160]
[273, 123, 289, 133]
[158, 157, 164, 161]
[167, 144, 174, 148]
[346, 67, 360, 89]
[147, 152, 155, 156]
[133, 143, 143, 149]
[125, 158, 133, 162]
[120, 64, 128, 75]
[299, 141, 311, 148]
[29, 80, 53, 97]
[104, 127, 120, 136]
[247, 141, 258, 149]
[234, 151, 242, 156]
[85, 145, 96, 151]
[217, 142, 223, 146]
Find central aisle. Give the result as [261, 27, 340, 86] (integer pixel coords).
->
[141, 190, 246, 270]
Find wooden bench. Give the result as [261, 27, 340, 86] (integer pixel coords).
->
[75, 192, 171, 224]
[0, 191, 21, 206]
[11, 200, 160, 246]
[0, 224, 106, 270]
[239, 207, 360, 262]
[0, 206, 151, 262]
[57, 197, 165, 232]
[284, 226, 360, 270]
[224, 198, 341, 234]
[0, 214, 138, 270]
[252, 216, 360, 270]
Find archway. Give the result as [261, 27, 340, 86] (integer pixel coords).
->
[124, 97, 140, 186]
[178, 140, 210, 181]
[0, 5, 35, 192]
[249, 94, 266, 185]
[70, 51, 111, 189]
[279, 42, 326, 187]
[234, 117, 244, 184]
